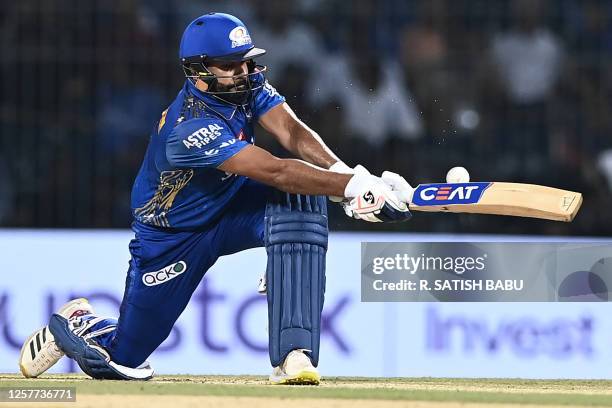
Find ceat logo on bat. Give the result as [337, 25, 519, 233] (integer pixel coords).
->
[412, 182, 492, 205]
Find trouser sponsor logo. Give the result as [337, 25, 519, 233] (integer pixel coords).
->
[142, 261, 187, 286]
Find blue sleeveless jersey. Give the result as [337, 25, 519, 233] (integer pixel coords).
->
[130, 77, 285, 230]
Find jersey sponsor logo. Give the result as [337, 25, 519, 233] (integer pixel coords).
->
[200, 139, 237, 157]
[412, 182, 491, 206]
[229, 26, 252, 48]
[219, 139, 236, 148]
[182, 123, 224, 149]
[142, 261, 187, 287]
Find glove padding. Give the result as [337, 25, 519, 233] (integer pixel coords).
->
[381, 171, 414, 204]
[343, 181, 412, 223]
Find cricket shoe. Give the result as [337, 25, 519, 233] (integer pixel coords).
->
[269, 349, 321, 385]
[19, 298, 94, 378]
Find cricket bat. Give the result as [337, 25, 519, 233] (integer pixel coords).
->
[409, 182, 582, 222]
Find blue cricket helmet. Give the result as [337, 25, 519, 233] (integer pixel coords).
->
[179, 12, 267, 106]
[179, 12, 266, 62]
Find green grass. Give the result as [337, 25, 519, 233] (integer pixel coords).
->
[1, 375, 612, 406]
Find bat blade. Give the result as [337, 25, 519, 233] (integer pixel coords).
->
[410, 182, 582, 222]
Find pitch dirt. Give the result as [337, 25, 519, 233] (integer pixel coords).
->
[1, 395, 606, 408]
[1, 374, 611, 408]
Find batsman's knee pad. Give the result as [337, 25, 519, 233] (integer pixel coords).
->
[48, 314, 154, 380]
[265, 192, 328, 367]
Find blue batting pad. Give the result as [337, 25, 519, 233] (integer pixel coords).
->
[265, 192, 328, 367]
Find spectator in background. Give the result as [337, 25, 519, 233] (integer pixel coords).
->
[400, 0, 450, 106]
[93, 0, 168, 226]
[95, 0, 165, 154]
[566, 0, 612, 59]
[542, 0, 612, 234]
[490, 0, 564, 105]
[399, 0, 480, 176]
[1, 0, 610, 235]
[486, 0, 564, 178]
[562, 0, 612, 155]
[249, 0, 324, 84]
[308, 22, 422, 173]
[172, 0, 255, 33]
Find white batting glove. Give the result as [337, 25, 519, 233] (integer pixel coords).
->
[342, 173, 412, 223]
[328, 163, 374, 202]
[352, 164, 371, 177]
[381, 171, 415, 204]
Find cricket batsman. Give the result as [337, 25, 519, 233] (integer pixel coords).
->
[18, 12, 413, 385]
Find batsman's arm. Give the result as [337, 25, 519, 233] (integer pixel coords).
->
[218, 145, 412, 223]
[258, 102, 343, 169]
[218, 144, 352, 196]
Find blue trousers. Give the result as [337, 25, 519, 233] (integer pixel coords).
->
[102, 179, 270, 367]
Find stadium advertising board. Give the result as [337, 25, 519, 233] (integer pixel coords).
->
[0, 230, 610, 378]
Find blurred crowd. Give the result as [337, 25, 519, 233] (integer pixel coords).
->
[1, 0, 612, 235]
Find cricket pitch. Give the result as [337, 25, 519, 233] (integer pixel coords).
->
[1, 374, 611, 407]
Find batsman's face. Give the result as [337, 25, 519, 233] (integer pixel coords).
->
[197, 61, 249, 92]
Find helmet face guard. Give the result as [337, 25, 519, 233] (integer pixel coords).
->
[181, 56, 267, 106]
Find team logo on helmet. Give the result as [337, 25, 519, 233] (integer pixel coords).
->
[229, 26, 252, 48]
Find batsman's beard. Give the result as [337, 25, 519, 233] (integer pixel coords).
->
[210, 78, 250, 105]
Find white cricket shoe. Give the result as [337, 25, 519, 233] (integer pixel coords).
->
[19, 298, 94, 378]
[269, 349, 321, 385]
